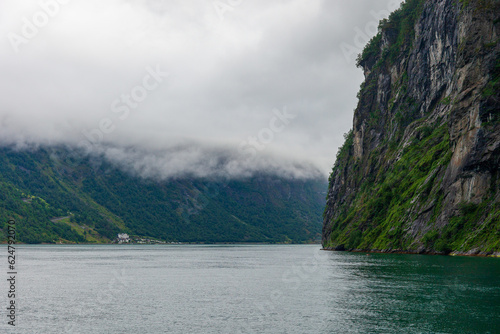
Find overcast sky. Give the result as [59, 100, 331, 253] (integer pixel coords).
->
[0, 0, 403, 179]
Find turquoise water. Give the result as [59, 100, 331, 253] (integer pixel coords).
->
[1, 245, 499, 333]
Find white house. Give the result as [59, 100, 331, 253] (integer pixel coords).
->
[117, 233, 130, 243]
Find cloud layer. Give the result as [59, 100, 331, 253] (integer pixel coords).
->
[0, 0, 403, 179]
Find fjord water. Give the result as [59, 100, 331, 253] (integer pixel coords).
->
[2, 245, 499, 333]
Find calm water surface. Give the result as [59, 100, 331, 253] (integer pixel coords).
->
[1, 245, 499, 333]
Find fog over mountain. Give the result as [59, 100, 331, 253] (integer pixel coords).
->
[0, 0, 403, 179]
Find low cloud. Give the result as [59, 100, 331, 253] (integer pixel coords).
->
[0, 0, 403, 180]
[97, 143, 324, 180]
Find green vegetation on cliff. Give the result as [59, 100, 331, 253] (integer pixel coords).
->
[323, 0, 500, 255]
[357, 0, 425, 68]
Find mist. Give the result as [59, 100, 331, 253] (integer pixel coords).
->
[0, 0, 403, 179]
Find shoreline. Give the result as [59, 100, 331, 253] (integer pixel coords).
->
[1, 241, 323, 246]
[321, 247, 500, 258]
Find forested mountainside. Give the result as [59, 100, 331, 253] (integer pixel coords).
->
[323, 0, 500, 255]
[0, 146, 326, 244]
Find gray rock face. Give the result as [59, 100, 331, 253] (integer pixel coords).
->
[323, 0, 500, 254]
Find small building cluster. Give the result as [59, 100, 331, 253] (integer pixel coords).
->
[136, 238, 167, 244]
[115, 233, 180, 244]
[117, 233, 130, 244]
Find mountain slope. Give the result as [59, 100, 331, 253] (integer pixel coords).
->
[323, 0, 500, 255]
[0, 146, 326, 243]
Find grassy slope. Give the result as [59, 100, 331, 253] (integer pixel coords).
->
[0, 147, 326, 244]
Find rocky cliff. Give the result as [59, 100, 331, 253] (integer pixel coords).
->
[323, 0, 500, 255]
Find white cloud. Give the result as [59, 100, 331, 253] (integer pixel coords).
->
[0, 0, 403, 179]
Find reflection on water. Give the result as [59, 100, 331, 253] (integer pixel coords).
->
[323, 252, 500, 334]
[1, 245, 498, 333]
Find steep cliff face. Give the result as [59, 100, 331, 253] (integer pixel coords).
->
[323, 0, 500, 255]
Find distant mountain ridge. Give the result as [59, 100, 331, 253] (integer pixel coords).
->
[323, 0, 500, 255]
[0, 146, 326, 243]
